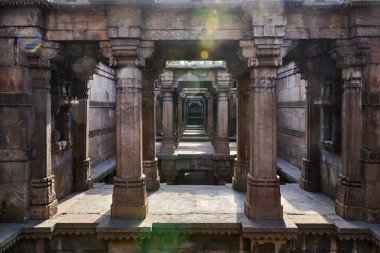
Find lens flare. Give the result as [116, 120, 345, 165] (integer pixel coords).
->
[201, 51, 209, 59]
[17, 28, 41, 53]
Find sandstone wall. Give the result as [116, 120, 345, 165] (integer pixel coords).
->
[88, 63, 116, 168]
[276, 62, 306, 169]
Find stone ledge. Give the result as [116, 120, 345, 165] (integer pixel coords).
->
[277, 157, 301, 183]
[92, 156, 116, 183]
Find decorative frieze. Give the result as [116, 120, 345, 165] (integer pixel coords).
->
[362, 93, 380, 106]
[277, 101, 304, 108]
[0, 93, 32, 106]
[89, 101, 116, 108]
[278, 127, 305, 139]
[361, 148, 380, 163]
[89, 126, 116, 138]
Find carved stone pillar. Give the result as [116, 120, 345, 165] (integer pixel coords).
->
[299, 60, 321, 192]
[155, 87, 162, 137]
[229, 87, 237, 138]
[111, 50, 148, 219]
[335, 67, 364, 220]
[29, 42, 62, 219]
[206, 93, 214, 140]
[142, 70, 160, 191]
[330, 39, 368, 221]
[233, 78, 250, 192]
[177, 95, 184, 139]
[240, 39, 284, 220]
[245, 66, 283, 220]
[72, 80, 93, 192]
[214, 70, 230, 154]
[160, 70, 175, 154]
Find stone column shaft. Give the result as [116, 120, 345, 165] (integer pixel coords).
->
[336, 67, 364, 220]
[300, 75, 320, 192]
[160, 88, 175, 154]
[155, 91, 162, 136]
[233, 79, 250, 191]
[215, 90, 230, 154]
[30, 66, 57, 219]
[143, 76, 160, 191]
[72, 81, 93, 192]
[245, 67, 283, 220]
[207, 96, 214, 140]
[111, 65, 147, 219]
[177, 96, 184, 138]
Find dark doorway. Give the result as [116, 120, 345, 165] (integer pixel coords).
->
[187, 100, 204, 125]
[175, 170, 216, 185]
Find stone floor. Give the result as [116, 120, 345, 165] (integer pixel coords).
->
[2, 183, 380, 252]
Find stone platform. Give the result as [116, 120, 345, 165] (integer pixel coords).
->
[1, 183, 380, 252]
[156, 133, 237, 184]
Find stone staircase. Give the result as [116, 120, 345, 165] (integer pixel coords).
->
[180, 126, 209, 142]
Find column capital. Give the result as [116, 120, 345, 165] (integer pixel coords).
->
[342, 68, 363, 91]
[239, 40, 283, 68]
[329, 38, 369, 69]
[26, 41, 64, 69]
[115, 66, 142, 94]
[109, 39, 154, 68]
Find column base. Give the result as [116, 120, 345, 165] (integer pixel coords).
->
[244, 174, 283, 220]
[160, 137, 175, 154]
[143, 159, 160, 191]
[232, 160, 248, 192]
[31, 176, 56, 206]
[299, 158, 320, 192]
[111, 176, 148, 220]
[73, 158, 93, 192]
[335, 175, 364, 220]
[214, 137, 230, 154]
[30, 199, 58, 220]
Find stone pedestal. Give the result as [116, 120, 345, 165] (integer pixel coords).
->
[111, 65, 148, 219]
[142, 74, 160, 191]
[30, 177, 58, 219]
[299, 158, 319, 192]
[73, 158, 93, 192]
[233, 80, 250, 192]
